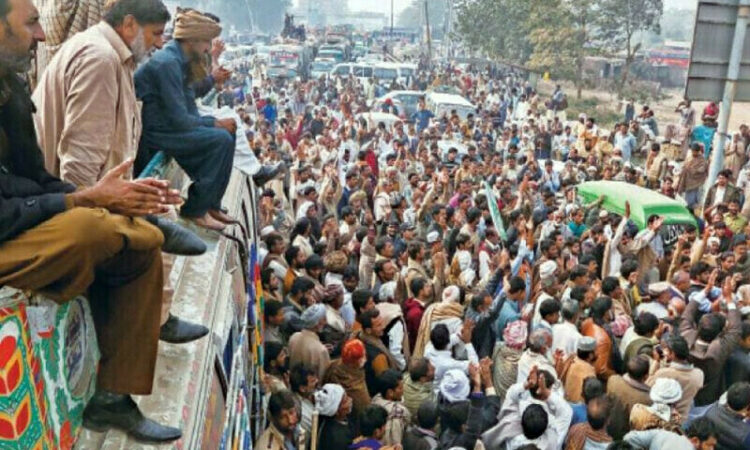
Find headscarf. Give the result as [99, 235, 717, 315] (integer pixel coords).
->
[650, 378, 682, 405]
[341, 339, 365, 365]
[172, 8, 222, 41]
[442, 285, 460, 304]
[297, 201, 315, 220]
[321, 284, 344, 305]
[646, 378, 683, 422]
[503, 320, 528, 350]
[439, 369, 470, 403]
[314, 383, 345, 417]
[539, 260, 557, 280]
[300, 304, 326, 330]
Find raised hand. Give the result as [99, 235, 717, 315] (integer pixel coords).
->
[460, 319, 475, 344]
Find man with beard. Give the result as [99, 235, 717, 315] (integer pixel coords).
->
[34, 0, 165, 187]
[135, 9, 236, 231]
[32, 0, 209, 346]
[0, 0, 182, 441]
[255, 390, 305, 450]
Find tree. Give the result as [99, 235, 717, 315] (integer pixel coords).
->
[453, 0, 532, 63]
[526, 0, 578, 82]
[594, 0, 663, 95]
[527, 0, 597, 99]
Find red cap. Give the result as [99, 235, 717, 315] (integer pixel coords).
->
[342, 339, 365, 365]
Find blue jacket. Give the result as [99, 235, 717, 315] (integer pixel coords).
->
[411, 109, 434, 133]
[135, 40, 215, 133]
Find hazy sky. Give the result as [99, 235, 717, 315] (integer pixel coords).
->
[293, 0, 695, 15]
[293, 0, 412, 15]
[666, 0, 697, 9]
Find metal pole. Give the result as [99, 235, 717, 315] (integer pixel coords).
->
[391, 0, 394, 35]
[703, 0, 750, 206]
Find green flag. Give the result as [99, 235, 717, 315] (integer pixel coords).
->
[483, 181, 507, 241]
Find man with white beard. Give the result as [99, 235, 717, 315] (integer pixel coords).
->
[32, 0, 212, 347]
[33, 0, 169, 187]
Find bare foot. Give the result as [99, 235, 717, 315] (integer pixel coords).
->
[209, 209, 239, 225]
[189, 213, 226, 231]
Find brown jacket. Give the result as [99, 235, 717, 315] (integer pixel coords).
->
[647, 362, 704, 422]
[255, 423, 306, 450]
[606, 374, 652, 440]
[556, 355, 596, 403]
[581, 318, 616, 381]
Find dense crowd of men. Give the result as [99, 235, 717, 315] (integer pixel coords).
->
[2, 0, 750, 448]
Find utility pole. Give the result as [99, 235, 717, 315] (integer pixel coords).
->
[703, 0, 750, 203]
[424, 0, 432, 66]
[391, 0, 394, 35]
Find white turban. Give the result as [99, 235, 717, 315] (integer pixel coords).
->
[650, 378, 682, 405]
[442, 286, 460, 304]
[297, 201, 315, 220]
[379, 281, 397, 302]
[457, 251, 472, 271]
[301, 304, 326, 329]
[439, 369, 470, 403]
[314, 384, 345, 417]
[539, 260, 557, 280]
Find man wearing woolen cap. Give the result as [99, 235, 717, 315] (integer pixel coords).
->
[135, 8, 237, 231]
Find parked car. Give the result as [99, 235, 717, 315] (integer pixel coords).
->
[372, 90, 425, 118]
[425, 92, 477, 120]
[330, 63, 374, 84]
[310, 58, 336, 79]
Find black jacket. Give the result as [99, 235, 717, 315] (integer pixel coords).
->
[0, 74, 75, 245]
[439, 394, 501, 450]
[402, 426, 438, 450]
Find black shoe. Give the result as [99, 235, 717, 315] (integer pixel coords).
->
[159, 314, 209, 344]
[83, 392, 182, 443]
[146, 216, 207, 256]
[252, 163, 283, 187]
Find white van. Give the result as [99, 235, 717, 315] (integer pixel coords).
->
[425, 92, 477, 120]
[330, 63, 374, 84]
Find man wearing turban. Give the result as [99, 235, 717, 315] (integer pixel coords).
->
[323, 339, 371, 419]
[315, 383, 355, 449]
[135, 8, 237, 231]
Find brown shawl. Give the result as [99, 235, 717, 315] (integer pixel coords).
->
[377, 302, 411, 364]
[323, 359, 370, 417]
[565, 422, 613, 450]
[677, 155, 708, 192]
[412, 301, 465, 359]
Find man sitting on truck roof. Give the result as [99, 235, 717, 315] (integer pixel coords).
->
[0, 0, 182, 442]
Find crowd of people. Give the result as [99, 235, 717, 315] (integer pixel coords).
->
[2, 0, 750, 448]
[246, 20, 750, 450]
